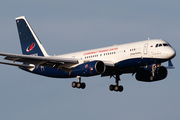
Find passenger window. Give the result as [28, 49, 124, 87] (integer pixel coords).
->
[156, 44, 158, 47]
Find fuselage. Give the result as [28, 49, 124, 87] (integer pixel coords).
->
[24, 39, 176, 78]
[58, 39, 176, 65]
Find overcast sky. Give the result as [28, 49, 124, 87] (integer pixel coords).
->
[0, 0, 180, 120]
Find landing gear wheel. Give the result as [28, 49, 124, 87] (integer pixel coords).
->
[109, 74, 124, 92]
[77, 82, 81, 88]
[81, 82, 86, 89]
[72, 76, 86, 89]
[72, 81, 77, 88]
[109, 85, 124, 92]
[150, 76, 154, 81]
[109, 84, 114, 91]
[114, 86, 119, 92]
[118, 85, 123, 92]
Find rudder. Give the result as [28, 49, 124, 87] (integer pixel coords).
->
[16, 16, 48, 56]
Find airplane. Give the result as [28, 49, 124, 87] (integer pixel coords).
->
[0, 16, 176, 92]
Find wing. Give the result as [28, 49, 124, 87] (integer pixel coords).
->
[0, 52, 78, 69]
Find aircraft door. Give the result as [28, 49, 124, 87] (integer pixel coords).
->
[143, 43, 148, 55]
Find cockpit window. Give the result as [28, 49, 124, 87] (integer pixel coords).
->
[163, 43, 169, 46]
[159, 44, 162, 47]
[156, 43, 170, 47]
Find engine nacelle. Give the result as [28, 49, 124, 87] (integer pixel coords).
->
[71, 61, 106, 76]
[135, 66, 168, 82]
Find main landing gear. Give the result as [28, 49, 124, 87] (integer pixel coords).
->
[72, 76, 86, 89]
[109, 74, 124, 92]
[71, 75, 123, 92]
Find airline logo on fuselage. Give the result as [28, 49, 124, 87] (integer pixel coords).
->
[85, 64, 88, 68]
[26, 43, 35, 53]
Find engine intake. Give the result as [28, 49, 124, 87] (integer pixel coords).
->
[136, 66, 168, 82]
[71, 61, 106, 76]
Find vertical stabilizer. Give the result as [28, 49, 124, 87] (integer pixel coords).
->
[16, 16, 48, 56]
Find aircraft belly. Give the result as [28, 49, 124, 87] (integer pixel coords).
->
[116, 58, 167, 69]
[20, 66, 75, 78]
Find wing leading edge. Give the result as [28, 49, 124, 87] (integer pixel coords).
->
[0, 52, 78, 69]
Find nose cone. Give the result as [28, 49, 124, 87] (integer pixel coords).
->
[167, 47, 176, 59]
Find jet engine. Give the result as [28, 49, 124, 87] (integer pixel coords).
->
[71, 60, 105, 76]
[135, 66, 168, 82]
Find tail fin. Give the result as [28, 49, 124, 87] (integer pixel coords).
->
[16, 16, 48, 56]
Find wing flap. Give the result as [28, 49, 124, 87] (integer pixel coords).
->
[0, 61, 34, 68]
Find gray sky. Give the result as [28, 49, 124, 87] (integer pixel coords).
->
[0, 0, 180, 120]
